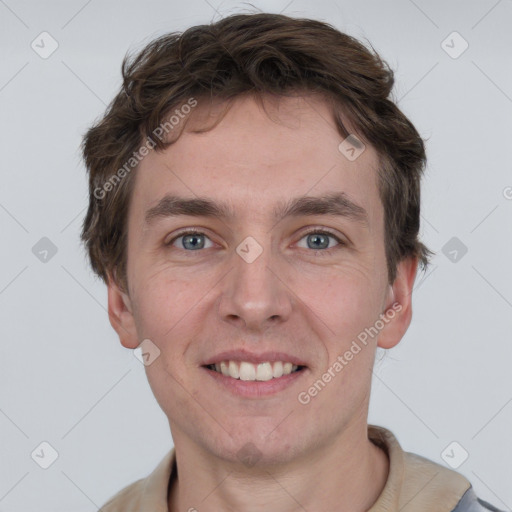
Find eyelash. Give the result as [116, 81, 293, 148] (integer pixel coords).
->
[165, 227, 346, 254]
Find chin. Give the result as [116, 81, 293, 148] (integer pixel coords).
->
[208, 425, 303, 468]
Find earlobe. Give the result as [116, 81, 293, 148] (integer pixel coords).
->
[107, 275, 139, 349]
[377, 256, 419, 350]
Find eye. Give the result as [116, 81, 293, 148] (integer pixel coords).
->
[296, 229, 344, 251]
[165, 228, 345, 253]
[166, 230, 214, 251]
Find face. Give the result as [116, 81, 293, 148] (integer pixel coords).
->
[109, 93, 417, 465]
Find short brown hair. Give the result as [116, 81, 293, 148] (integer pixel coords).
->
[81, 12, 433, 293]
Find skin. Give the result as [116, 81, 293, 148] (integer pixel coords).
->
[108, 93, 418, 512]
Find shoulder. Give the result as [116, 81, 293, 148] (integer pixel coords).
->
[368, 426, 505, 512]
[98, 477, 146, 511]
[401, 451, 504, 512]
[97, 448, 175, 511]
[451, 486, 506, 512]
[399, 450, 472, 510]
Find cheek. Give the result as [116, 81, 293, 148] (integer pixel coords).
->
[133, 276, 203, 404]
[130, 273, 197, 341]
[299, 261, 381, 318]
[293, 263, 385, 362]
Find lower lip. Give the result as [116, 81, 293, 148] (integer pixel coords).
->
[202, 366, 307, 398]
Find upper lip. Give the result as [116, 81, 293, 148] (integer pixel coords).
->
[202, 349, 307, 367]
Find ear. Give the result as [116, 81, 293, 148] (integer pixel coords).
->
[107, 273, 139, 349]
[377, 256, 419, 350]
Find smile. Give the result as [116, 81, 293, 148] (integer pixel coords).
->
[202, 360, 307, 398]
[205, 360, 305, 381]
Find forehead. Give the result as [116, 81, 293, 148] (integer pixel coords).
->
[130, 94, 382, 226]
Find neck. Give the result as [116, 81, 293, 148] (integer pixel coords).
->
[168, 422, 389, 512]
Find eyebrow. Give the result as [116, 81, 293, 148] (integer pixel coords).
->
[144, 192, 369, 227]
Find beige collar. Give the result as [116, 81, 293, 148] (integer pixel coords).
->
[103, 425, 471, 511]
[367, 425, 471, 511]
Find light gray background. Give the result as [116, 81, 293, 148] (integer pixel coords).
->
[1, 0, 511, 510]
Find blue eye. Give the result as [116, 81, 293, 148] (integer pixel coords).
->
[296, 230, 344, 251]
[168, 231, 214, 250]
[166, 229, 344, 253]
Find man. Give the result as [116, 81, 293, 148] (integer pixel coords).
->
[80, 12, 504, 512]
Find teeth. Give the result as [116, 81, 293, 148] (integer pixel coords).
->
[209, 360, 301, 381]
[228, 360, 239, 379]
[220, 361, 229, 377]
[273, 361, 283, 378]
[256, 362, 273, 381]
[239, 361, 256, 381]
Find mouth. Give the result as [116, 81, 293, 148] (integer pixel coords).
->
[201, 350, 309, 398]
[201, 359, 308, 398]
[203, 360, 306, 381]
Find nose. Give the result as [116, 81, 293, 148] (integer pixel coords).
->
[217, 239, 293, 331]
